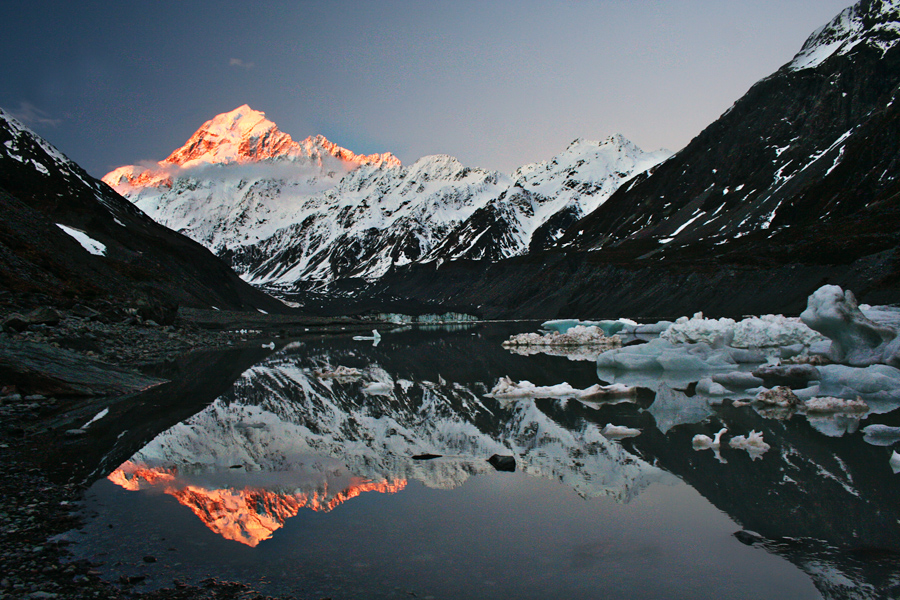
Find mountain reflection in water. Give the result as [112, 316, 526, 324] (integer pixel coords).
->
[108, 461, 406, 546]
[71, 324, 900, 599]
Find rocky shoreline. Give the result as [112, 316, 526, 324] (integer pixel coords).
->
[0, 302, 388, 600]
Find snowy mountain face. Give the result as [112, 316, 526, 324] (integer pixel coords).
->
[559, 0, 900, 260]
[0, 107, 283, 312]
[789, 0, 900, 71]
[103, 106, 668, 291]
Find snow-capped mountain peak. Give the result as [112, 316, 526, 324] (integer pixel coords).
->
[101, 105, 400, 193]
[789, 0, 900, 71]
[162, 104, 294, 167]
[103, 105, 669, 290]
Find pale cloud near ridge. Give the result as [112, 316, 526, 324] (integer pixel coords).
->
[229, 58, 254, 70]
[10, 101, 62, 127]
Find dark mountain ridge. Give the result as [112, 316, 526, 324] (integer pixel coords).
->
[561, 0, 900, 255]
[0, 109, 289, 316]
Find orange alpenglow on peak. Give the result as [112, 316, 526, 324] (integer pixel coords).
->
[101, 105, 399, 192]
[107, 463, 407, 547]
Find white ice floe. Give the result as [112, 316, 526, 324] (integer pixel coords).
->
[692, 427, 727, 450]
[503, 325, 621, 348]
[793, 364, 900, 414]
[661, 313, 822, 348]
[56, 224, 107, 257]
[597, 338, 737, 372]
[891, 451, 900, 474]
[712, 371, 765, 391]
[486, 377, 635, 401]
[693, 428, 728, 463]
[804, 396, 868, 414]
[800, 285, 900, 367]
[756, 386, 802, 408]
[862, 424, 900, 447]
[696, 378, 731, 397]
[601, 424, 641, 440]
[541, 318, 657, 337]
[353, 330, 382, 346]
[728, 431, 770, 460]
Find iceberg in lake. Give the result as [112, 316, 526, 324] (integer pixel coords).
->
[661, 313, 823, 348]
[504, 325, 621, 348]
[800, 285, 900, 367]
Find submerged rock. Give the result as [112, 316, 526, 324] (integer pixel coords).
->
[487, 454, 516, 472]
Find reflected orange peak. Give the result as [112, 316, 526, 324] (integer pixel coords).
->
[107, 464, 407, 547]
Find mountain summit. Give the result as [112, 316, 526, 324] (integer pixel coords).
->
[789, 0, 900, 71]
[103, 105, 400, 190]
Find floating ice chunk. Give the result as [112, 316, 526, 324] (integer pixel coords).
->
[629, 321, 673, 335]
[601, 424, 641, 439]
[753, 364, 821, 388]
[811, 364, 900, 412]
[696, 378, 730, 396]
[693, 428, 728, 463]
[728, 348, 771, 364]
[647, 383, 714, 435]
[733, 315, 824, 348]
[542, 319, 588, 334]
[729, 431, 770, 460]
[662, 313, 822, 349]
[597, 338, 737, 372]
[261, 342, 275, 350]
[712, 371, 765, 391]
[862, 424, 900, 446]
[756, 386, 802, 408]
[542, 319, 637, 336]
[891, 451, 900, 474]
[56, 224, 107, 256]
[504, 326, 621, 348]
[804, 396, 868, 413]
[353, 329, 382, 346]
[861, 305, 900, 329]
[662, 313, 735, 346]
[800, 285, 900, 367]
[486, 377, 634, 400]
[692, 427, 727, 449]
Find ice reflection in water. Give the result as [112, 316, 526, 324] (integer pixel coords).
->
[70, 324, 900, 599]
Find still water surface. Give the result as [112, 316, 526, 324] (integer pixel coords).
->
[68, 323, 900, 599]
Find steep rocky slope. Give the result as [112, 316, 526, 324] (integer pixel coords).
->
[560, 0, 900, 257]
[0, 108, 287, 314]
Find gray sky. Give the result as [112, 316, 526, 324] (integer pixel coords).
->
[1, 0, 851, 177]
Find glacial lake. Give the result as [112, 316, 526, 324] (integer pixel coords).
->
[66, 323, 900, 599]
